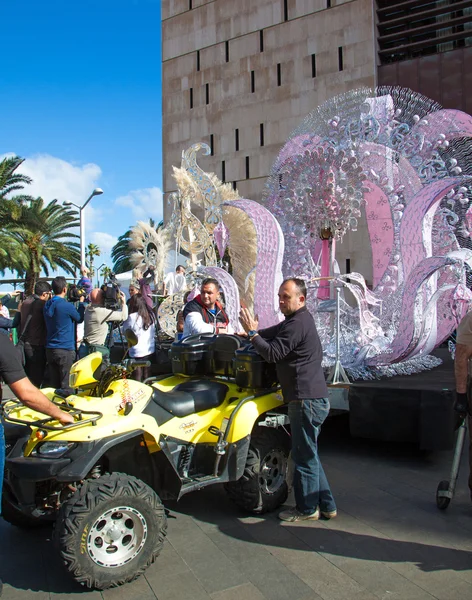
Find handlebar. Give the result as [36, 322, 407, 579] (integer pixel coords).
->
[127, 360, 151, 369]
[122, 358, 151, 372]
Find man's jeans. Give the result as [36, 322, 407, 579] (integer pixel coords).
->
[0, 422, 4, 515]
[288, 398, 336, 514]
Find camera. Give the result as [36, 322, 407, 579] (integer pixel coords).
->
[104, 272, 121, 311]
[67, 284, 86, 303]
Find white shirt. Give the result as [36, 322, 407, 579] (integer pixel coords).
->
[182, 311, 235, 338]
[164, 272, 186, 295]
[122, 312, 156, 358]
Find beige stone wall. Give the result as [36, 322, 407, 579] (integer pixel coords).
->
[162, 0, 376, 279]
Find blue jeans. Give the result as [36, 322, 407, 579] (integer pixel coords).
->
[288, 398, 336, 514]
[0, 422, 4, 515]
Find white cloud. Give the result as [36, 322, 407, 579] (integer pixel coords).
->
[88, 232, 118, 268]
[1, 152, 102, 207]
[115, 187, 163, 222]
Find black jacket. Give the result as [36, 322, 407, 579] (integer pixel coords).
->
[252, 306, 328, 402]
[183, 295, 229, 328]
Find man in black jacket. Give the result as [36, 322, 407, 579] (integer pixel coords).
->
[240, 277, 336, 522]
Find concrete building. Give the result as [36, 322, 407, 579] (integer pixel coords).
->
[161, 0, 472, 278]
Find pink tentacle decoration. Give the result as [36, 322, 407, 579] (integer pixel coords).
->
[399, 177, 465, 282]
[367, 256, 459, 365]
[224, 200, 284, 329]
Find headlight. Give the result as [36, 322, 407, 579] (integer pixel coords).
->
[34, 441, 75, 458]
[69, 372, 79, 387]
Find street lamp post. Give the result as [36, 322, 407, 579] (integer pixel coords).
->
[95, 263, 107, 287]
[65, 188, 104, 268]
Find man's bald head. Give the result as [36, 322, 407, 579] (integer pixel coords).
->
[90, 288, 104, 305]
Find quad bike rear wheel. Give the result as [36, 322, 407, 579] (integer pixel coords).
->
[225, 426, 289, 514]
[53, 472, 167, 590]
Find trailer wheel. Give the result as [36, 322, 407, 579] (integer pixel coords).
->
[53, 472, 167, 589]
[224, 427, 289, 514]
[436, 480, 451, 510]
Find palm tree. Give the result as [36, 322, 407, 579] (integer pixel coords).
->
[0, 156, 32, 201]
[111, 218, 162, 273]
[0, 156, 35, 273]
[86, 243, 101, 277]
[8, 197, 80, 294]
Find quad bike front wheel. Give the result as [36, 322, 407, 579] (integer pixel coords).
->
[225, 426, 289, 514]
[53, 472, 167, 590]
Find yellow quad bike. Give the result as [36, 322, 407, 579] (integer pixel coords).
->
[2, 333, 290, 590]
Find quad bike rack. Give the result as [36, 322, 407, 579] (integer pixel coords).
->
[2, 398, 103, 436]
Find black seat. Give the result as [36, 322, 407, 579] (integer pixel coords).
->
[150, 380, 229, 419]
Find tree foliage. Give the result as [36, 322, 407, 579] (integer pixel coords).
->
[0, 156, 81, 293]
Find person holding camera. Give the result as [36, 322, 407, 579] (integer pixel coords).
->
[81, 288, 128, 362]
[77, 265, 93, 298]
[44, 276, 85, 390]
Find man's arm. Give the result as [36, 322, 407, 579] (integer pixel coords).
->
[67, 301, 85, 324]
[185, 312, 215, 335]
[251, 320, 300, 363]
[9, 378, 74, 424]
[454, 343, 472, 393]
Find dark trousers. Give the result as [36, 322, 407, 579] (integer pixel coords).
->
[46, 348, 76, 390]
[24, 343, 47, 388]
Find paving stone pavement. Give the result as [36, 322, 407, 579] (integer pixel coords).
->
[1, 415, 472, 600]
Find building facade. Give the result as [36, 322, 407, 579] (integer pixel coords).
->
[161, 0, 472, 279]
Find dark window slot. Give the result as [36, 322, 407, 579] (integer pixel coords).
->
[222, 161, 226, 183]
[338, 46, 343, 71]
[327, 0, 331, 7]
[196, 50, 200, 71]
[190, 87, 193, 109]
[277, 63, 281, 86]
[225, 40, 229, 62]
[251, 70, 255, 93]
[260, 123, 264, 147]
[245, 156, 250, 179]
[283, 0, 288, 22]
[205, 83, 209, 105]
[311, 53, 317, 77]
[235, 129, 239, 152]
[260, 30, 264, 52]
[189, 0, 192, 9]
[232, 181, 237, 190]
[210, 134, 214, 156]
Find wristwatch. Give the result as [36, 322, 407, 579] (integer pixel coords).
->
[248, 330, 258, 340]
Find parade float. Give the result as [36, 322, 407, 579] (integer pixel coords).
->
[129, 86, 472, 447]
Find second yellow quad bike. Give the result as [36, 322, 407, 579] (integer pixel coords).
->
[2, 333, 290, 590]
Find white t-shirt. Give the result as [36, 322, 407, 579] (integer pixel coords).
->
[122, 312, 156, 358]
[182, 311, 234, 338]
[164, 272, 186, 295]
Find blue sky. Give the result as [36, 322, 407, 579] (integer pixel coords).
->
[1, 0, 162, 285]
